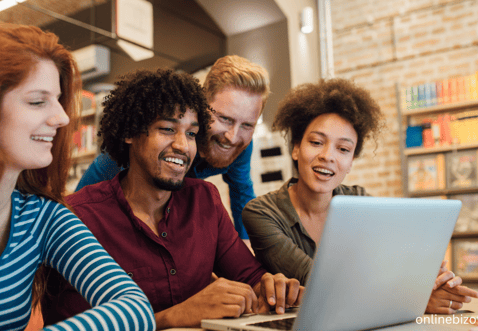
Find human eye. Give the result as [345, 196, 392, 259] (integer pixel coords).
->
[310, 140, 323, 146]
[186, 131, 198, 139]
[159, 127, 174, 133]
[338, 145, 352, 153]
[219, 116, 233, 124]
[28, 100, 46, 107]
[241, 123, 254, 130]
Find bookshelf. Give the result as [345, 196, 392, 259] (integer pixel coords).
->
[397, 75, 478, 284]
[66, 90, 107, 194]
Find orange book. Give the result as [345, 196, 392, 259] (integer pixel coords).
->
[471, 72, 478, 100]
[442, 79, 450, 104]
[437, 153, 446, 190]
[465, 75, 473, 101]
[449, 78, 458, 103]
[456, 76, 466, 102]
[436, 81, 443, 105]
[440, 113, 452, 146]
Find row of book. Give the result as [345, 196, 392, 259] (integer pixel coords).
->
[72, 124, 97, 156]
[401, 72, 478, 110]
[408, 149, 478, 193]
[406, 109, 478, 148]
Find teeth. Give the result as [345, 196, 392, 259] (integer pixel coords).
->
[164, 157, 184, 166]
[217, 142, 232, 149]
[314, 167, 334, 175]
[31, 136, 53, 142]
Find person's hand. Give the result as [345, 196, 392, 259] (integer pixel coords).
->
[254, 273, 304, 314]
[155, 277, 258, 328]
[426, 260, 478, 314]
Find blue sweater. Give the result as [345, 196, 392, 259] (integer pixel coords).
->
[75, 143, 256, 239]
[0, 190, 155, 331]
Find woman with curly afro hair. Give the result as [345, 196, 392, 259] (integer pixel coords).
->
[243, 78, 477, 314]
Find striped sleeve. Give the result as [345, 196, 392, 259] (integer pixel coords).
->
[41, 201, 156, 331]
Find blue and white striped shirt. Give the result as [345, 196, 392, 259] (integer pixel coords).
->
[0, 190, 156, 331]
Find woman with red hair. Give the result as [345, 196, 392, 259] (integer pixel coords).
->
[0, 23, 155, 330]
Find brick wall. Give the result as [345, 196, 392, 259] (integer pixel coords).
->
[332, 0, 478, 196]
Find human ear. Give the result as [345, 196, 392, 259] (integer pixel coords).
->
[291, 143, 300, 161]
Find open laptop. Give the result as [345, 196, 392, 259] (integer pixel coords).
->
[202, 196, 462, 331]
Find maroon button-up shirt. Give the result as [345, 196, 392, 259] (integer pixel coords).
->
[42, 172, 266, 324]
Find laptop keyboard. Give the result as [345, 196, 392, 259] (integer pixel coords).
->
[248, 317, 296, 330]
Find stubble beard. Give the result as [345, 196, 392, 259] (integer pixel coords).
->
[200, 135, 247, 169]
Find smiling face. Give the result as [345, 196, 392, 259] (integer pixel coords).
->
[292, 113, 358, 195]
[126, 108, 199, 191]
[201, 87, 262, 168]
[0, 59, 69, 173]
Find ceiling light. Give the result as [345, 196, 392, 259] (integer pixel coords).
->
[300, 6, 314, 34]
[0, 0, 26, 13]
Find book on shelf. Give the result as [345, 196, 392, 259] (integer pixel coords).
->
[446, 149, 478, 189]
[470, 72, 478, 100]
[442, 78, 450, 104]
[72, 124, 97, 156]
[456, 76, 466, 102]
[449, 194, 478, 233]
[81, 90, 96, 115]
[452, 239, 478, 279]
[436, 81, 444, 105]
[408, 153, 445, 192]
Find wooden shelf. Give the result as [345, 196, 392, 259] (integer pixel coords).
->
[80, 108, 96, 117]
[72, 151, 97, 163]
[452, 232, 478, 239]
[402, 99, 478, 116]
[404, 142, 478, 156]
[408, 187, 478, 198]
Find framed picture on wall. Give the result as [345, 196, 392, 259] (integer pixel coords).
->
[446, 149, 478, 189]
[408, 153, 445, 192]
[452, 238, 478, 279]
[449, 194, 478, 233]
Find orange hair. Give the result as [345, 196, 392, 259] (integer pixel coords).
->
[0, 23, 81, 203]
[203, 55, 270, 111]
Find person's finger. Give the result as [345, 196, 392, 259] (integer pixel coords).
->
[273, 275, 287, 314]
[433, 270, 454, 290]
[285, 279, 301, 307]
[261, 273, 277, 307]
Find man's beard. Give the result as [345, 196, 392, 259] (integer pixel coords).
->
[200, 135, 247, 168]
[152, 177, 185, 191]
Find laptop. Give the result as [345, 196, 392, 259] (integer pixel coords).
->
[202, 196, 462, 331]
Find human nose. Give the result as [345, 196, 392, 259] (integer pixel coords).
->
[47, 100, 69, 127]
[171, 132, 189, 153]
[223, 125, 240, 145]
[318, 143, 334, 161]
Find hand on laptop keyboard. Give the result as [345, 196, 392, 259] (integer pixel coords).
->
[253, 273, 304, 315]
[426, 260, 478, 314]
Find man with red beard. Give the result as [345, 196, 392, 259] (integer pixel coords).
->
[75, 55, 269, 242]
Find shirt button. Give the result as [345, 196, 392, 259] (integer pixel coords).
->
[166, 207, 170, 213]
[170, 269, 176, 275]
[127, 272, 133, 278]
[161, 232, 167, 238]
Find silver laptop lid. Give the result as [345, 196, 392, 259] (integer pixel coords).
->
[294, 196, 461, 331]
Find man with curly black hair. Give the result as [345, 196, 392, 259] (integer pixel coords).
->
[75, 55, 270, 243]
[42, 68, 303, 329]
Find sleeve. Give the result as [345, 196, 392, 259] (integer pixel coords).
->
[222, 142, 256, 240]
[208, 183, 266, 287]
[242, 198, 312, 285]
[41, 202, 156, 331]
[75, 153, 122, 192]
